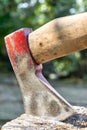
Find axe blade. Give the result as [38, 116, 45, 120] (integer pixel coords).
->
[4, 28, 75, 121]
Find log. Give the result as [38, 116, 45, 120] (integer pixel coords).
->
[1, 106, 87, 130]
[29, 12, 87, 64]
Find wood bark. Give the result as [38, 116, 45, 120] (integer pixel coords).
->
[2, 106, 87, 130]
[29, 12, 87, 64]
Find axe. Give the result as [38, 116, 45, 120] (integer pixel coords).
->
[4, 12, 87, 121]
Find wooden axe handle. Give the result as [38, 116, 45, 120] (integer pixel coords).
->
[29, 12, 87, 64]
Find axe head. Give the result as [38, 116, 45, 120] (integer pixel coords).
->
[4, 28, 75, 121]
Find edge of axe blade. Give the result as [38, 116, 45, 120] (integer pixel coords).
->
[35, 65, 75, 121]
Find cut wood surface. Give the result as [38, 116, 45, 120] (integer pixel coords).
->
[29, 12, 87, 64]
[2, 106, 87, 130]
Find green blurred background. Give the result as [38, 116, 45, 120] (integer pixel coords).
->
[0, 0, 87, 80]
[0, 0, 87, 128]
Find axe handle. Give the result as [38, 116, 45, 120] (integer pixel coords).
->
[29, 12, 87, 64]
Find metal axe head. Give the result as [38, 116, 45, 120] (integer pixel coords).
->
[4, 28, 75, 121]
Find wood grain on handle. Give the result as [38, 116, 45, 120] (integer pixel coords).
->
[29, 12, 87, 64]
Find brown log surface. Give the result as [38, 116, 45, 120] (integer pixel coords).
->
[29, 12, 87, 64]
[1, 106, 87, 130]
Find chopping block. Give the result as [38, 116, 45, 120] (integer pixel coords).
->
[4, 12, 87, 122]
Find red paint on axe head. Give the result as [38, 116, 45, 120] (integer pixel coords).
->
[5, 28, 33, 71]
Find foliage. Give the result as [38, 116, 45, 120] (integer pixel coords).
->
[0, 0, 87, 78]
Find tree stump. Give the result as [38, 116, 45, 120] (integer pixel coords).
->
[1, 106, 87, 130]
